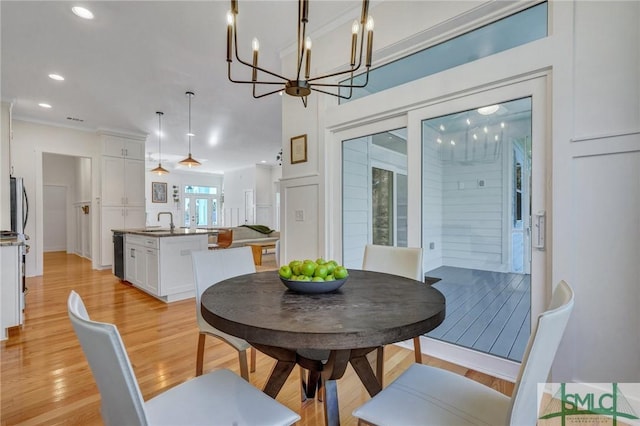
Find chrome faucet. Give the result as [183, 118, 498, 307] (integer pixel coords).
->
[157, 212, 175, 231]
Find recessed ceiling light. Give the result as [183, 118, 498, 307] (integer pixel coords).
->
[72, 6, 94, 20]
[478, 105, 499, 115]
[48, 73, 65, 81]
[260, 160, 267, 163]
[39, 103, 52, 109]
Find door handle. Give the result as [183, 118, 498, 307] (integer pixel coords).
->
[533, 210, 546, 250]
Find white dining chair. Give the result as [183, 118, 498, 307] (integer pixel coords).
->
[275, 239, 281, 267]
[67, 291, 300, 426]
[191, 246, 257, 379]
[361, 244, 424, 383]
[353, 280, 575, 426]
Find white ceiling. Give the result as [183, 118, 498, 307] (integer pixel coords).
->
[1, 1, 364, 173]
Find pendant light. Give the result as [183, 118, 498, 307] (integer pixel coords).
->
[178, 91, 201, 167]
[151, 111, 169, 175]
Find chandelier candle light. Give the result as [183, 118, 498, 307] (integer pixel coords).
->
[226, 0, 374, 107]
[178, 91, 201, 167]
[151, 111, 169, 175]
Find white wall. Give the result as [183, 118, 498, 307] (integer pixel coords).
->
[223, 166, 256, 226]
[222, 164, 279, 229]
[551, 1, 640, 383]
[270, 165, 282, 231]
[423, 124, 444, 272]
[0, 102, 11, 230]
[10, 120, 101, 276]
[255, 165, 273, 226]
[281, 0, 640, 383]
[342, 137, 369, 268]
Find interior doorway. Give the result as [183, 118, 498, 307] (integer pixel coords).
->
[42, 153, 92, 259]
[43, 185, 67, 252]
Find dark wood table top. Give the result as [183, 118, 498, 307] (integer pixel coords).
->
[201, 269, 446, 350]
[201, 269, 445, 426]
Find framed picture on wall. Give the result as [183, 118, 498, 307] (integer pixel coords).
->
[152, 182, 167, 203]
[290, 134, 307, 164]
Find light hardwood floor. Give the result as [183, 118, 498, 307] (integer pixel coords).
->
[1, 252, 514, 425]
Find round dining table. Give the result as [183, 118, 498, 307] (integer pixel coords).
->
[201, 269, 446, 426]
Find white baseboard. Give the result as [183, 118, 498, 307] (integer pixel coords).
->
[395, 336, 521, 382]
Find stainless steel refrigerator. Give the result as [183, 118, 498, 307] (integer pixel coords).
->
[10, 176, 29, 235]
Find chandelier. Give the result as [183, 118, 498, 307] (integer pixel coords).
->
[178, 91, 201, 168]
[151, 111, 169, 175]
[226, 0, 374, 107]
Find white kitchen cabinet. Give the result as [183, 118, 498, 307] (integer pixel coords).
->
[125, 234, 153, 289]
[99, 132, 147, 268]
[101, 207, 145, 267]
[102, 134, 145, 160]
[145, 248, 159, 295]
[125, 240, 137, 284]
[102, 156, 145, 207]
[1, 244, 23, 340]
[123, 234, 207, 302]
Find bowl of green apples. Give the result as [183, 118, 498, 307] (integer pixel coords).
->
[278, 258, 349, 294]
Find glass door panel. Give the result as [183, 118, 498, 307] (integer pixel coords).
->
[342, 128, 408, 268]
[195, 198, 208, 226]
[184, 185, 220, 228]
[421, 97, 533, 362]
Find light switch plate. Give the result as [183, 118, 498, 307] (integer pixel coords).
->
[295, 210, 304, 221]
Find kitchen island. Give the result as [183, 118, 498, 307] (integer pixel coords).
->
[113, 228, 215, 303]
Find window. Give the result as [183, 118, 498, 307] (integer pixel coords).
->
[184, 185, 219, 228]
[340, 2, 548, 102]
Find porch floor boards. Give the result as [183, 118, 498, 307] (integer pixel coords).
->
[425, 266, 531, 362]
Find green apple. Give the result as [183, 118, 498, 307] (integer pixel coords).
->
[314, 265, 329, 279]
[315, 258, 327, 265]
[279, 265, 292, 279]
[333, 266, 348, 279]
[311, 276, 325, 282]
[300, 262, 316, 277]
[325, 275, 335, 281]
[290, 260, 303, 275]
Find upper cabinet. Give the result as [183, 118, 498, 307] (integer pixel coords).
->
[102, 134, 145, 160]
[99, 132, 146, 207]
[102, 157, 145, 207]
[98, 132, 147, 267]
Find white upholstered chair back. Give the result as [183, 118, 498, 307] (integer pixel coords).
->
[191, 246, 256, 330]
[68, 290, 148, 426]
[507, 280, 574, 425]
[362, 244, 423, 281]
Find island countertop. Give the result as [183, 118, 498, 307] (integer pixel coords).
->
[112, 228, 218, 237]
[0, 237, 26, 247]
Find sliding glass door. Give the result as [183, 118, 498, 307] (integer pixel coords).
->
[332, 76, 548, 378]
[342, 128, 408, 268]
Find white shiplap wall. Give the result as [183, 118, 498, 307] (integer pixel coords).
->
[342, 137, 369, 268]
